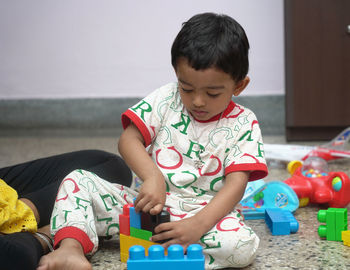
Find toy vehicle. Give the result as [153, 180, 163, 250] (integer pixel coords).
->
[283, 157, 350, 207]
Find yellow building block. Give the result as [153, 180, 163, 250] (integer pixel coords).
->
[119, 233, 157, 262]
[342, 230, 350, 247]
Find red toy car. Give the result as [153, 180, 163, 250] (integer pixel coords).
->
[284, 157, 350, 208]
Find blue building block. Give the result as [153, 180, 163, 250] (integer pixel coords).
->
[129, 206, 141, 229]
[127, 244, 205, 270]
[265, 208, 299, 235]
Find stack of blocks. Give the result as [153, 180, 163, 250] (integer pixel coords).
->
[118, 203, 170, 262]
[127, 243, 204, 270]
[264, 208, 299, 235]
[318, 208, 348, 241]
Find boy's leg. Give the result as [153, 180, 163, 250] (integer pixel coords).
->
[40, 169, 136, 270]
[37, 169, 135, 270]
[164, 202, 259, 269]
[199, 211, 259, 269]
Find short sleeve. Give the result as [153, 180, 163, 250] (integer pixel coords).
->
[225, 112, 268, 181]
[121, 83, 179, 147]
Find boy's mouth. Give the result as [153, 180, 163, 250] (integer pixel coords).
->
[192, 110, 209, 119]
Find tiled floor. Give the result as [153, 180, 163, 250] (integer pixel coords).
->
[1, 130, 350, 269]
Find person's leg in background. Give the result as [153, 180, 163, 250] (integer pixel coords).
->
[0, 150, 132, 270]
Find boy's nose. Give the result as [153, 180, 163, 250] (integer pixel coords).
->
[193, 95, 205, 107]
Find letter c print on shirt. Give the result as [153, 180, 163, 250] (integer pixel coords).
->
[131, 100, 152, 122]
[167, 171, 197, 189]
[155, 146, 183, 169]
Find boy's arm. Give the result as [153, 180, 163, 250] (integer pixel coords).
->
[118, 123, 166, 215]
[151, 171, 249, 248]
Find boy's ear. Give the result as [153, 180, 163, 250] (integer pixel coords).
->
[233, 76, 250, 96]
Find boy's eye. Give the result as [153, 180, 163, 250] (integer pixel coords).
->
[181, 87, 192, 93]
[207, 93, 220, 97]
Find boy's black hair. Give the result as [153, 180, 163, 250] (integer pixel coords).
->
[171, 12, 250, 82]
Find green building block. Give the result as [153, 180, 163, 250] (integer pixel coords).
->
[130, 227, 152, 241]
[318, 208, 348, 241]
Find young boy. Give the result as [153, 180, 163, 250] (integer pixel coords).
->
[37, 12, 268, 270]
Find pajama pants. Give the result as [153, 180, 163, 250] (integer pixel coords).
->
[51, 169, 259, 269]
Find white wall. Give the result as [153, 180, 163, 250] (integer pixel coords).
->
[0, 0, 284, 99]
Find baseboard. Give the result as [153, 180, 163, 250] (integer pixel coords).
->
[0, 96, 285, 136]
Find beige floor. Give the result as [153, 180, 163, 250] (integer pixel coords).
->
[1, 131, 350, 269]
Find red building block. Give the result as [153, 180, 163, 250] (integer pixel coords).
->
[119, 203, 133, 235]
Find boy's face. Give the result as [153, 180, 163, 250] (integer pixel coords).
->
[175, 57, 249, 121]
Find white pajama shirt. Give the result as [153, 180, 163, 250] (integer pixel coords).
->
[51, 82, 268, 269]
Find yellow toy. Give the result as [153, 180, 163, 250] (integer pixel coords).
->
[342, 230, 350, 247]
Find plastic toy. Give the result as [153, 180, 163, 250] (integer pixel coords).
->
[129, 205, 141, 229]
[120, 233, 157, 263]
[239, 180, 299, 219]
[341, 230, 350, 246]
[264, 127, 350, 163]
[264, 208, 299, 235]
[284, 157, 350, 207]
[127, 244, 204, 270]
[318, 208, 348, 241]
[130, 227, 152, 241]
[141, 210, 170, 234]
[119, 203, 132, 235]
[118, 201, 170, 262]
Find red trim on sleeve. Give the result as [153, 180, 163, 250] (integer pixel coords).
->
[53, 226, 94, 254]
[121, 110, 152, 146]
[225, 163, 268, 181]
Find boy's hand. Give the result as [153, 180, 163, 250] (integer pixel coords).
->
[134, 177, 166, 215]
[150, 216, 205, 250]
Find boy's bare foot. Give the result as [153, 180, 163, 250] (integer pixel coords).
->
[36, 238, 92, 270]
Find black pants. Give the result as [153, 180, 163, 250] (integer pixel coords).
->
[0, 150, 132, 227]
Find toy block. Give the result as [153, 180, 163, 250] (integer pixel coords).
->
[141, 210, 171, 243]
[141, 209, 170, 230]
[120, 233, 157, 263]
[130, 227, 152, 241]
[265, 208, 299, 235]
[119, 199, 172, 261]
[129, 206, 141, 229]
[119, 203, 133, 235]
[342, 230, 350, 246]
[318, 208, 348, 241]
[335, 209, 348, 238]
[127, 244, 205, 270]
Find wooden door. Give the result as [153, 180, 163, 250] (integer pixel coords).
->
[285, 0, 350, 140]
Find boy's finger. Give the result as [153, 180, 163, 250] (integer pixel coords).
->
[134, 197, 146, 212]
[153, 221, 172, 234]
[149, 204, 163, 215]
[151, 230, 173, 243]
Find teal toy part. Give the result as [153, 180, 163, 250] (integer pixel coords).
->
[239, 180, 299, 219]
